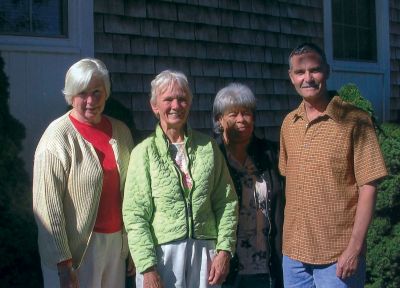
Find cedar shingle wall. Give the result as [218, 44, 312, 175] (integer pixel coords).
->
[94, 0, 324, 140]
[390, 0, 400, 122]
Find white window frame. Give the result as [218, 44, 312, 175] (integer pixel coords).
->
[0, 0, 93, 55]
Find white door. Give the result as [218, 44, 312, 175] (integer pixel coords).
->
[0, 0, 94, 174]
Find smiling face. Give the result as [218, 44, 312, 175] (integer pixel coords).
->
[219, 107, 254, 145]
[289, 51, 330, 104]
[151, 80, 191, 134]
[70, 76, 107, 125]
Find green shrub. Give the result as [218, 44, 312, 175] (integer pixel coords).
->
[338, 83, 375, 118]
[339, 83, 400, 288]
[0, 55, 42, 287]
[379, 123, 400, 175]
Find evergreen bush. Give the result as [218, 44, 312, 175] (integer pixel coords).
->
[0, 56, 42, 286]
[338, 83, 400, 288]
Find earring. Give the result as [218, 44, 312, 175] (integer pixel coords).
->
[218, 123, 224, 133]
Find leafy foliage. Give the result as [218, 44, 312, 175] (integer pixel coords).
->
[0, 56, 42, 286]
[338, 83, 375, 118]
[339, 83, 400, 287]
[379, 123, 400, 175]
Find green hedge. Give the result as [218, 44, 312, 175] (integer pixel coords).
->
[338, 83, 400, 288]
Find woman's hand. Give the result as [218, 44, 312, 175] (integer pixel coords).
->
[143, 267, 163, 288]
[58, 265, 78, 288]
[126, 254, 136, 277]
[208, 250, 231, 285]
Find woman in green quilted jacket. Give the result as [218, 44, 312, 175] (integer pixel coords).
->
[123, 70, 239, 288]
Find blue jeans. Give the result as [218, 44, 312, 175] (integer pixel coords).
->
[283, 255, 366, 288]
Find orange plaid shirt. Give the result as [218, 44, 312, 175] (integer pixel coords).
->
[279, 94, 387, 264]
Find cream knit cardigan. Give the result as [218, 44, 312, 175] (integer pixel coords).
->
[33, 112, 134, 269]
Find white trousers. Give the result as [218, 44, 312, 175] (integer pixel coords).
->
[136, 238, 220, 288]
[41, 231, 125, 288]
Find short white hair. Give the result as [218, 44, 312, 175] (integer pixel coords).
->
[62, 58, 110, 105]
[150, 70, 192, 104]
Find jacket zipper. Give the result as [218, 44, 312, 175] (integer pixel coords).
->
[187, 150, 195, 239]
[170, 163, 191, 240]
[164, 132, 193, 241]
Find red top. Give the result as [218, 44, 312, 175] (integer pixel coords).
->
[70, 114, 122, 233]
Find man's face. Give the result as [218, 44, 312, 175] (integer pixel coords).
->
[288, 51, 329, 102]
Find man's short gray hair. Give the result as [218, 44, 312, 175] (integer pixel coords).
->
[288, 42, 328, 68]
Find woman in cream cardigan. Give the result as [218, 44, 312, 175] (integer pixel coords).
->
[33, 58, 134, 287]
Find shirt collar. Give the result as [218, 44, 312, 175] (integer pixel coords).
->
[155, 122, 193, 154]
[291, 91, 342, 123]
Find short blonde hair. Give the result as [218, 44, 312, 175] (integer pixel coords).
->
[62, 58, 110, 105]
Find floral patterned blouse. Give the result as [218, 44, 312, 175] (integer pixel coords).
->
[227, 152, 270, 275]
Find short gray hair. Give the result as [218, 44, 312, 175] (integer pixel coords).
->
[288, 42, 328, 68]
[212, 83, 256, 134]
[62, 58, 110, 105]
[150, 70, 193, 104]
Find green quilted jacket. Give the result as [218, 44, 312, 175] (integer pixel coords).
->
[123, 124, 238, 273]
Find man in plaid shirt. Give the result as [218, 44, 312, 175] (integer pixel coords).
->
[279, 42, 387, 288]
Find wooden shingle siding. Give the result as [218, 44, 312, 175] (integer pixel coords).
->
[94, 0, 324, 140]
[390, 0, 400, 121]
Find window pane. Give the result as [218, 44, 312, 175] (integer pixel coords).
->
[343, 26, 358, 59]
[358, 1, 371, 27]
[332, 23, 344, 59]
[0, 0, 67, 37]
[32, 0, 65, 36]
[332, 0, 377, 61]
[359, 28, 375, 60]
[0, 0, 30, 34]
[332, 0, 343, 23]
[343, 0, 357, 25]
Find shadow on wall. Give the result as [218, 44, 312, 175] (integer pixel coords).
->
[103, 97, 145, 145]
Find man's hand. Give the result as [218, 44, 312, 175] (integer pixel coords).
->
[336, 246, 360, 279]
[336, 183, 377, 279]
[143, 267, 163, 288]
[208, 250, 230, 285]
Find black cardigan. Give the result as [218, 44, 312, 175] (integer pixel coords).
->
[217, 135, 284, 288]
